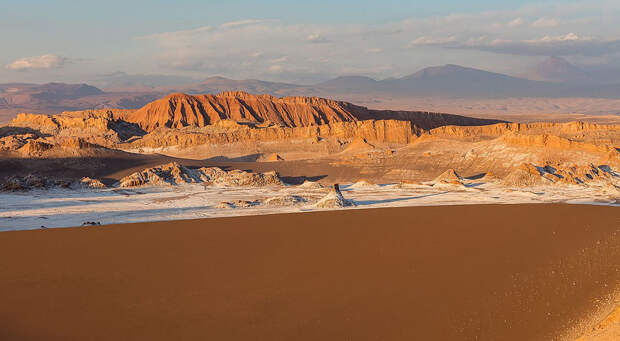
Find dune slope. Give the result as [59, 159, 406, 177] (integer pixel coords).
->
[0, 204, 618, 341]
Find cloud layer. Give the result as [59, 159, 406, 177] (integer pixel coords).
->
[5, 54, 68, 71]
[133, 0, 620, 82]
[413, 33, 620, 57]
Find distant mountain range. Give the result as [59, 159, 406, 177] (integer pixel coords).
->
[524, 56, 620, 85]
[2, 59, 620, 122]
[159, 60, 620, 98]
[0, 83, 162, 120]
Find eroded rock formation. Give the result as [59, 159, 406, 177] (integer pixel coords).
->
[124, 91, 504, 132]
[118, 162, 283, 188]
[501, 163, 618, 187]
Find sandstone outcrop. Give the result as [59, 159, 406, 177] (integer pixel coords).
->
[11, 137, 108, 158]
[127, 119, 416, 149]
[0, 134, 37, 151]
[314, 184, 355, 208]
[343, 137, 375, 153]
[259, 153, 284, 162]
[263, 195, 307, 206]
[118, 162, 283, 188]
[499, 133, 617, 155]
[123, 91, 503, 132]
[502, 163, 554, 187]
[218, 200, 261, 208]
[126, 92, 362, 131]
[3, 91, 619, 189]
[430, 121, 620, 145]
[479, 172, 499, 182]
[433, 169, 464, 183]
[18, 140, 53, 156]
[349, 179, 378, 188]
[298, 180, 324, 189]
[0, 174, 71, 191]
[77, 177, 106, 189]
[501, 163, 618, 187]
[9, 110, 144, 144]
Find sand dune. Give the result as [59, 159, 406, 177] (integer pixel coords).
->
[0, 205, 618, 341]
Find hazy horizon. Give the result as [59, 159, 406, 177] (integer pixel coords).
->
[2, 0, 620, 85]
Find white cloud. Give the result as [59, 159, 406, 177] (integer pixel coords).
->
[435, 33, 620, 57]
[270, 56, 288, 63]
[534, 32, 584, 42]
[268, 64, 283, 72]
[220, 19, 265, 29]
[140, 26, 213, 41]
[306, 33, 329, 43]
[507, 18, 524, 27]
[409, 36, 457, 47]
[5, 54, 68, 71]
[531, 17, 560, 27]
[136, 1, 620, 81]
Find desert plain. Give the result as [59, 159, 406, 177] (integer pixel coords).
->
[0, 89, 619, 340]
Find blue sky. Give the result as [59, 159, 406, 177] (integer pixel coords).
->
[1, 0, 619, 84]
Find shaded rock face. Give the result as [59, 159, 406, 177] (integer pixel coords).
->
[17, 140, 53, 156]
[9, 110, 145, 144]
[118, 162, 283, 188]
[0, 174, 72, 191]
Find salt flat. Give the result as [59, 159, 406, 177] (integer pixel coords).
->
[1, 181, 618, 231]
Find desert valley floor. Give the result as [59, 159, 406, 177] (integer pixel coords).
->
[1, 91, 619, 339]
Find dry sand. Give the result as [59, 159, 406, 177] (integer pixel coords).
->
[0, 204, 619, 341]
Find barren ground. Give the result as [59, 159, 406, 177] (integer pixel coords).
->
[0, 204, 618, 341]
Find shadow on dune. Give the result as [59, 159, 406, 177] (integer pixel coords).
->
[279, 175, 328, 185]
[354, 192, 450, 205]
[0, 154, 180, 185]
[0, 152, 334, 187]
[205, 154, 264, 162]
[465, 173, 488, 180]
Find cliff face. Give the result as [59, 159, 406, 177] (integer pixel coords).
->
[369, 110, 505, 131]
[128, 119, 416, 149]
[6, 91, 506, 142]
[429, 121, 620, 143]
[9, 110, 143, 144]
[126, 92, 363, 131]
[499, 133, 617, 154]
[4, 92, 619, 169]
[124, 91, 504, 132]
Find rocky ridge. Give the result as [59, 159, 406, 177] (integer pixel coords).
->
[118, 162, 283, 188]
[122, 91, 505, 132]
[4, 91, 618, 155]
[501, 163, 619, 187]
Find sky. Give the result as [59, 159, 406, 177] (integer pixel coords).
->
[1, 0, 620, 85]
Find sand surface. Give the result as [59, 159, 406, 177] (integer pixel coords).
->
[0, 204, 619, 341]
